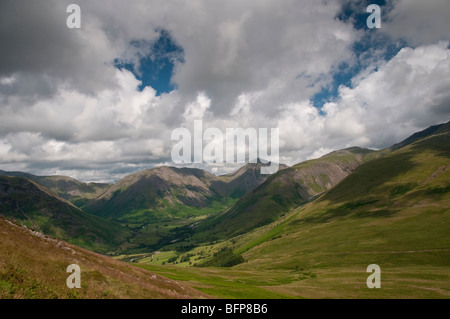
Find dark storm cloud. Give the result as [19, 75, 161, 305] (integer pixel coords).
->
[0, 0, 117, 97]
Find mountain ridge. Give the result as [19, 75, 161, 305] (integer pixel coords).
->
[1, 121, 448, 255]
[0, 175, 129, 253]
[0, 170, 110, 208]
[190, 146, 378, 240]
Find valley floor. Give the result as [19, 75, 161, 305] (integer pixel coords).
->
[138, 263, 450, 299]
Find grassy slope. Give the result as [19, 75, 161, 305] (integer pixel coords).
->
[86, 167, 215, 218]
[238, 128, 450, 297]
[0, 170, 110, 207]
[84, 164, 270, 252]
[140, 127, 450, 298]
[193, 147, 377, 241]
[0, 175, 129, 254]
[0, 217, 208, 299]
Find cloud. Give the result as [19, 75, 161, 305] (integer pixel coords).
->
[0, 0, 449, 181]
[183, 92, 211, 122]
[384, 0, 450, 46]
[171, 0, 359, 116]
[264, 42, 450, 166]
[323, 41, 450, 148]
[0, 0, 121, 99]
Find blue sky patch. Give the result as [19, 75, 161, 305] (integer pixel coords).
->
[114, 29, 184, 95]
[312, 0, 405, 110]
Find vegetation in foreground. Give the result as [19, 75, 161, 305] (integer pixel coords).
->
[0, 217, 208, 299]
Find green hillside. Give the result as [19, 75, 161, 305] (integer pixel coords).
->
[86, 163, 271, 221]
[82, 163, 273, 252]
[1, 122, 449, 298]
[241, 126, 450, 268]
[192, 147, 377, 241]
[0, 170, 110, 208]
[86, 166, 225, 222]
[0, 175, 129, 253]
[138, 122, 450, 298]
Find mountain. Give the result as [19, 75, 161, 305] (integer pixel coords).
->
[86, 162, 274, 224]
[190, 122, 450, 242]
[0, 161, 279, 254]
[0, 170, 110, 207]
[210, 160, 288, 198]
[143, 121, 450, 298]
[1, 122, 449, 298]
[232, 121, 450, 291]
[81, 163, 276, 252]
[0, 216, 208, 299]
[193, 147, 378, 240]
[87, 166, 223, 221]
[0, 175, 129, 253]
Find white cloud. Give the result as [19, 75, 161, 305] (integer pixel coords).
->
[324, 42, 450, 148]
[183, 92, 211, 121]
[0, 0, 449, 181]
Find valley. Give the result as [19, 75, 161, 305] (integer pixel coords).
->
[0, 121, 449, 298]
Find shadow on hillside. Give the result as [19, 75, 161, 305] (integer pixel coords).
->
[319, 150, 418, 204]
[297, 131, 450, 224]
[409, 133, 450, 159]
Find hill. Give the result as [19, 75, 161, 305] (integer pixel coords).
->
[136, 121, 450, 298]
[221, 121, 450, 297]
[86, 163, 274, 223]
[0, 161, 278, 254]
[390, 122, 447, 150]
[83, 163, 275, 252]
[210, 159, 288, 198]
[0, 217, 208, 299]
[86, 166, 225, 223]
[0, 170, 110, 208]
[0, 175, 129, 253]
[192, 147, 378, 240]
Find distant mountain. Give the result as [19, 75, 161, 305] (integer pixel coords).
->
[1, 121, 449, 299]
[0, 170, 110, 207]
[210, 160, 288, 198]
[0, 161, 281, 253]
[86, 166, 218, 221]
[192, 122, 450, 242]
[0, 217, 208, 299]
[0, 175, 129, 253]
[194, 147, 378, 240]
[85, 162, 276, 224]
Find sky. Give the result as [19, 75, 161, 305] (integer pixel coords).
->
[0, 0, 449, 182]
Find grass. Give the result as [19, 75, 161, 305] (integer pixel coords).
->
[137, 264, 296, 299]
[191, 147, 378, 242]
[0, 217, 208, 299]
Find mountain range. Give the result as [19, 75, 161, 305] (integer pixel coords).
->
[0, 120, 449, 298]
